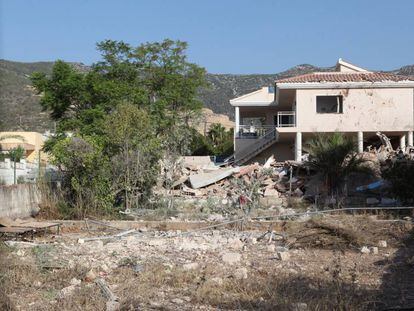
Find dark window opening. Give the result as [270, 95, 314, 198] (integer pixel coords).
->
[316, 95, 343, 114]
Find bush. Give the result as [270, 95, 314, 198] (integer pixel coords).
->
[383, 160, 414, 204]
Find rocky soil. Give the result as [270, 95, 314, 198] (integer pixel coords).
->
[1, 215, 413, 310]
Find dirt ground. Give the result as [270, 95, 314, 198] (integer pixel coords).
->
[1, 215, 413, 311]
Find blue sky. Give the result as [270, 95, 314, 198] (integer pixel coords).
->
[1, 0, 413, 74]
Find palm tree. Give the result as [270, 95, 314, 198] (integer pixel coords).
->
[0, 134, 26, 184]
[305, 133, 371, 195]
[207, 123, 226, 147]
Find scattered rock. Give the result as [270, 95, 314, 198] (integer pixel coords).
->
[16, 249, 25, 257]
[267, 244, 276, 252]
[208, 277, 224, 285]
[171, 298, 184, 304]
[228, 238, 244, 250]
[101, 264, 111, 273]
[233, 267, 248, 280]
[378, 240, 387, 248]
[222, 252, 241, 265]
[277, 251, 290, 261]
[70, 278, 81, 286]
[370, 246, 379, 254]
[182, 262, 199, 271]
[106, 300, 120, 311]
[58, 285, 76, 299]
[360, 246, 370, 254]
[85, 269, 97, 282]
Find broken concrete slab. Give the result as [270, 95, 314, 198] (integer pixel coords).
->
[189, 167, 239, 189]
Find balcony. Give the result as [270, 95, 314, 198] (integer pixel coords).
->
[236, 125, 276, 139]
[276, 111, 296, 127]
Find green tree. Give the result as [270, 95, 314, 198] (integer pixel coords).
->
[104, 103, 161, 210]
[30, 39, 206, 216]
[305, 133, 371, 195]
[51, 136, 113, 218]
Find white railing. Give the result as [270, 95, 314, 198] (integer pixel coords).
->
[235, 127, 279, 164]
[277, 111, 296, 127]
[236, 125, 275, 139]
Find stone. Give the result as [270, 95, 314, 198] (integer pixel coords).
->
[58, 285, 76, 299]
[85, 269, 97, 282]
[378, 240, 387, 248]
[228, 238, 244, 250]
[208, 213, 225, 222]
[370, 247, 379, 254]
[222, 252, 241, 265]
[106, 300, 120, 311]
[264, 187, 279, 197]
[101, 264, 111, 273]
[233, 267, 248, 280]
[277, 251, 290, 261]
[172, 298, 184, 304]
[182, 262, 199, 271]
[70, 278, 81, 286]
[209, 277, 224, 285]
[16, 249, 25, 257]
[267, 244, 276, 252]
[360, 246, 370, 254]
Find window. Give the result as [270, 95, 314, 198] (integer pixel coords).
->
[316, 95, 343, 113]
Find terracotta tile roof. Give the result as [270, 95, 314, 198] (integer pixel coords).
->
[276, 72, 414, 84]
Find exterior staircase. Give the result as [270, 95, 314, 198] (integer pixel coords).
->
[234, 128, 279, 165]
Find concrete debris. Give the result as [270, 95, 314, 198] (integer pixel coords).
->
[370, 246, 379, 254]
[221, 252, 241, 265]
[233, 267, 248, 280]
[182, 262, 199, 270]
[58, 285, 77, 299]
[189, 167, 239, 189]
[277, 251, 290, 261]
[361, 246, 370, 254]
[378, 240, 387, 248]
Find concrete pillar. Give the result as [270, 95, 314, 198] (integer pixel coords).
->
[295, 132, 302, 162]
[400, 134, 406, 150]
[357, 131, 364, 153]
[408, 131, 413, 147]
[235, 106, 240, 137]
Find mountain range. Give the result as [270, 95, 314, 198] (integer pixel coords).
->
[1, 59, 414, 132]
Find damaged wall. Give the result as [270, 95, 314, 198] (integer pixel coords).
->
[0, 184, 40, 218]
[296, 88, 414, 132]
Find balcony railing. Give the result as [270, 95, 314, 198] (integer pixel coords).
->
[276, 111, 296, 127]
[236, 125, 276, 139]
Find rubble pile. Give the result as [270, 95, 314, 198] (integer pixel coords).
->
[160, 156, 308, 206]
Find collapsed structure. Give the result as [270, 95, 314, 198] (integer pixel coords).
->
[230, 59, 414, 164]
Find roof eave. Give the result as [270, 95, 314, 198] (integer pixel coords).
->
[276, 81, 414, 89]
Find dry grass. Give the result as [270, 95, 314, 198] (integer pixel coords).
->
[106, 259, 379, 310]
[0, 243, 106, 311]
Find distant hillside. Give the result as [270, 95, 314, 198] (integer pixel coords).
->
[1, 59, 414, 132]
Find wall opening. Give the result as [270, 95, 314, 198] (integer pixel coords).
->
[316, 95, 343, 113]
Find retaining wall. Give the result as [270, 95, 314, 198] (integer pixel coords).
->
[0, 184, 40, 218]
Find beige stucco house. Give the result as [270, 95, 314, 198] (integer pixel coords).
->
[230, 59, 414, 164]
[0, 131, 48, 163]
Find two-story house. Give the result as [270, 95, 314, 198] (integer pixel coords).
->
[230, 59, 414, 164]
